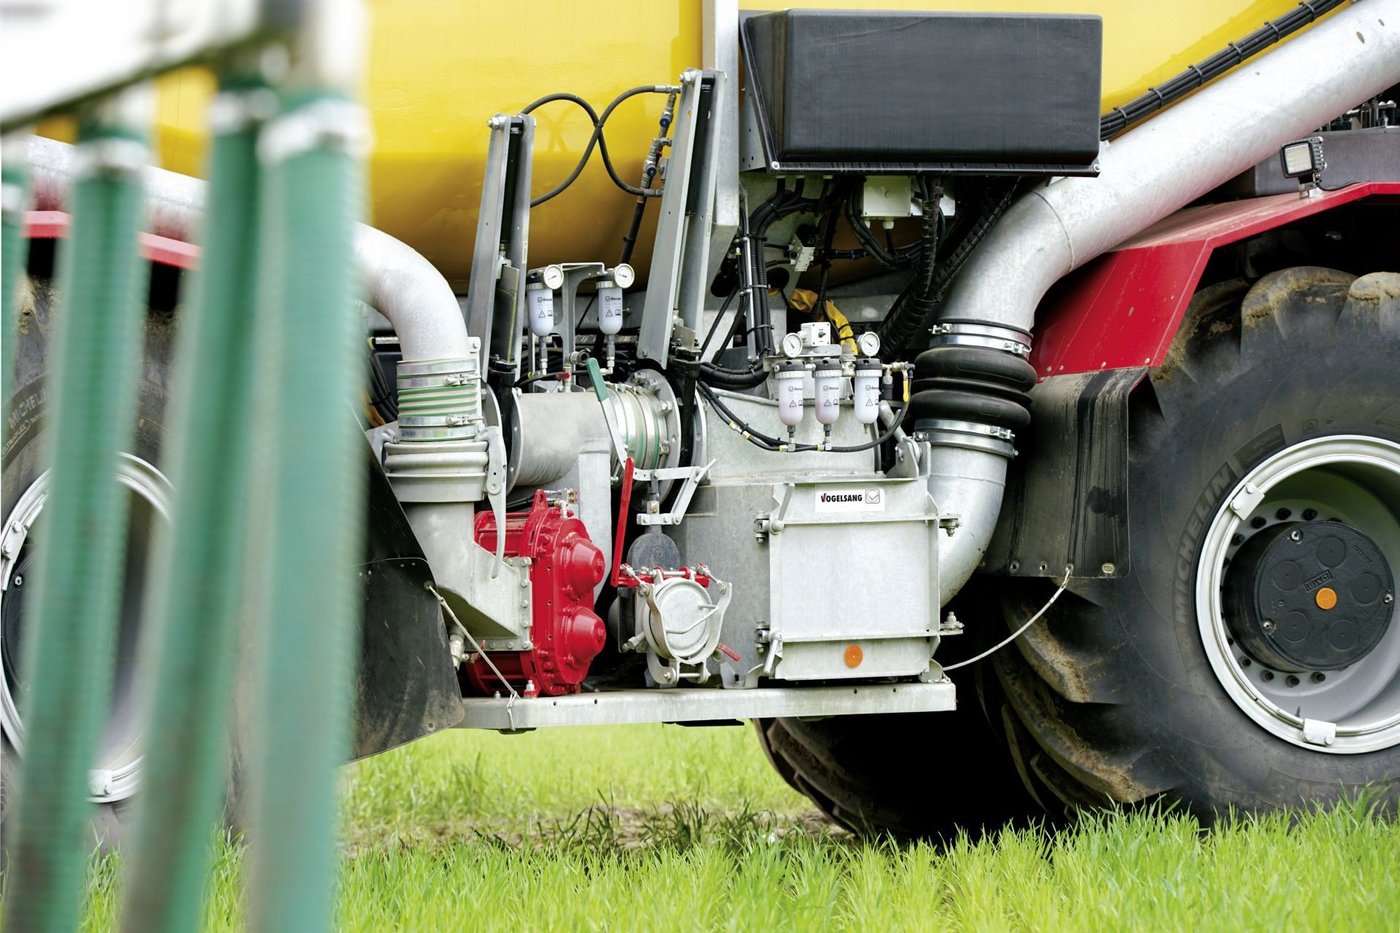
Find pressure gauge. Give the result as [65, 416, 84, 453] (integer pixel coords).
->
[856, 331, 881, 358]
[541, 264, 565, 291]
[611, 263, 635, 289]
[780, 332, 804, 358]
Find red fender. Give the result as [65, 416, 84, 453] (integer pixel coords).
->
[1029, 182, 1400, 380]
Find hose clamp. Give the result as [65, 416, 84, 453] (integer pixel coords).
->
[208, 88, 279, 134]
[915, 418, 1017, 458]
[70, 137, 149, 180]
[258, 98, 371, 165]
[929, 320, 1032, 358]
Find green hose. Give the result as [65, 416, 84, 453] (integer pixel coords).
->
[119, 77, 270, 933]
[245, 89, 367, 933]
[1, 139, 28, 449]
[3, 105, 151, 933]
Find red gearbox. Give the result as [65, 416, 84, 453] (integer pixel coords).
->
[465, 490, 606, 697]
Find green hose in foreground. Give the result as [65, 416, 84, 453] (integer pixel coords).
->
[3, 96, 151, 933]
[245, 89, 368, 933]
[119, 76, 271, 933]
[1, 136, 29, 448]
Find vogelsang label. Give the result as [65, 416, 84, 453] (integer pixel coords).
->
[814, 487, 886, 513]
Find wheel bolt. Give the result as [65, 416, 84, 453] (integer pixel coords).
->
[1261, 670, 1275, 682]
[1285, 675, 1300, 687]
[1302, 508, 1318, 521]
[1311, 672, 1326, 683]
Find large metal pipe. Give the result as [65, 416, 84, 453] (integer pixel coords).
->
[928, 0, 1400, 598]
[26, 134, 470, 363]
[941, 0, 1400, 332]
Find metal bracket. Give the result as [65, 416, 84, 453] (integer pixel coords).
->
[635, 461, 715, 526]
[556, 261, 606, 359]
[465, 114, 535, 380]
[638, 70, 725, 366]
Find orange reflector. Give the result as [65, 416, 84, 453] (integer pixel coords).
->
[1315, 587, 1338, 610]
[844, 644, 863, 668]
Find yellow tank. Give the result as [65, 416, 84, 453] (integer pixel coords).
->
[148, 0, 1324, 289]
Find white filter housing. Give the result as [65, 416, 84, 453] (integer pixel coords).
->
[853, 364, 882, 425]
[774, 366, 806, 427]
[598, 284, 625, 335]
[527, 283, 555, 337]
[812, 362, 842, 426]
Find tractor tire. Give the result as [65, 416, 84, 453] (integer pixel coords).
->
[1, 274, 177, 851]
[991, 268, 1400, 822]
[754, 611, 1046, 839]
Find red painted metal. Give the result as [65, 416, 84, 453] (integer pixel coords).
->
[610, 457, 635, 588]
[1029, 183, 1400, 379]
[23, 209, 201, 270]
[465, 489, 607, 697]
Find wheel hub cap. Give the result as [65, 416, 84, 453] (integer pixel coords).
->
[1224, 520, 1393, 671]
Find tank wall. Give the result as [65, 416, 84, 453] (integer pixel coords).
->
[145, 0, 1317, 289]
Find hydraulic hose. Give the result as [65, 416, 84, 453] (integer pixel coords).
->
[1100, 0, 1347, 139]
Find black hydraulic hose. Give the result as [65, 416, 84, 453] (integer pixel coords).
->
[523, 85, 677, 206]
[1099, 0, 1345, 139]
[876, 179, 1020, 362]
[619, 88, 680, 266]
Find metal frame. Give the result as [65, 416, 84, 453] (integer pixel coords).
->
[456, 681, 954, 731]
[464, 114, 534, 378]
[637, 70, 725, 365]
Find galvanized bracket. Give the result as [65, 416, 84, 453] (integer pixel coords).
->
[637, 69, 725, 366]
[465, 114, 534, 381]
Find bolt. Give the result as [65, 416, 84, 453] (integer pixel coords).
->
[1289, 529, 1302, 542]
[1101, 562, 1116, 575]
[1240, 657, 1252, 668]
[1385, 593, 1394, 605]
[1312, 672, 1327, 683]
[1285, 675, 1300, 687]
[1261, 670, 1275, 682]
[1262, 619, 1275, 633]
[12, 574, 21, 586]
[1008, 560, 1020, 572]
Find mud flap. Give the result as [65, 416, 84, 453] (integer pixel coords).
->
[982, 368, 1144, 581]
[352, 448, 463, 759]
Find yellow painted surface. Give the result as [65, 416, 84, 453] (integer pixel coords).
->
[152, 0, 1316, 287]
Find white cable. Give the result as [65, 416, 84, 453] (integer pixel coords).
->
[940, 568, 1072, 672]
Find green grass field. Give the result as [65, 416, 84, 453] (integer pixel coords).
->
[61, 724, 1400, 931]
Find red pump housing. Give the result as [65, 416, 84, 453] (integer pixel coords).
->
[465, 490, 607, 697]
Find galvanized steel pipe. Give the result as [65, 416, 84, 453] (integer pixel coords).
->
[940, 0, 1400, 333]
[26, 134, 471, 364]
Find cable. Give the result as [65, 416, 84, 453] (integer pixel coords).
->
[1099, 0, 1344, 139]
[877, 178, 1020, 362]
[523, 85, 678, 206]
[940, 569, 1071, 672]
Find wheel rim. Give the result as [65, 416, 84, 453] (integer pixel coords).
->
[1, 453, 173, 801]
[1197, 435, 1400, 754]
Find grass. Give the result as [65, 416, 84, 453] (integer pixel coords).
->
[34, 724, 1400, 930]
